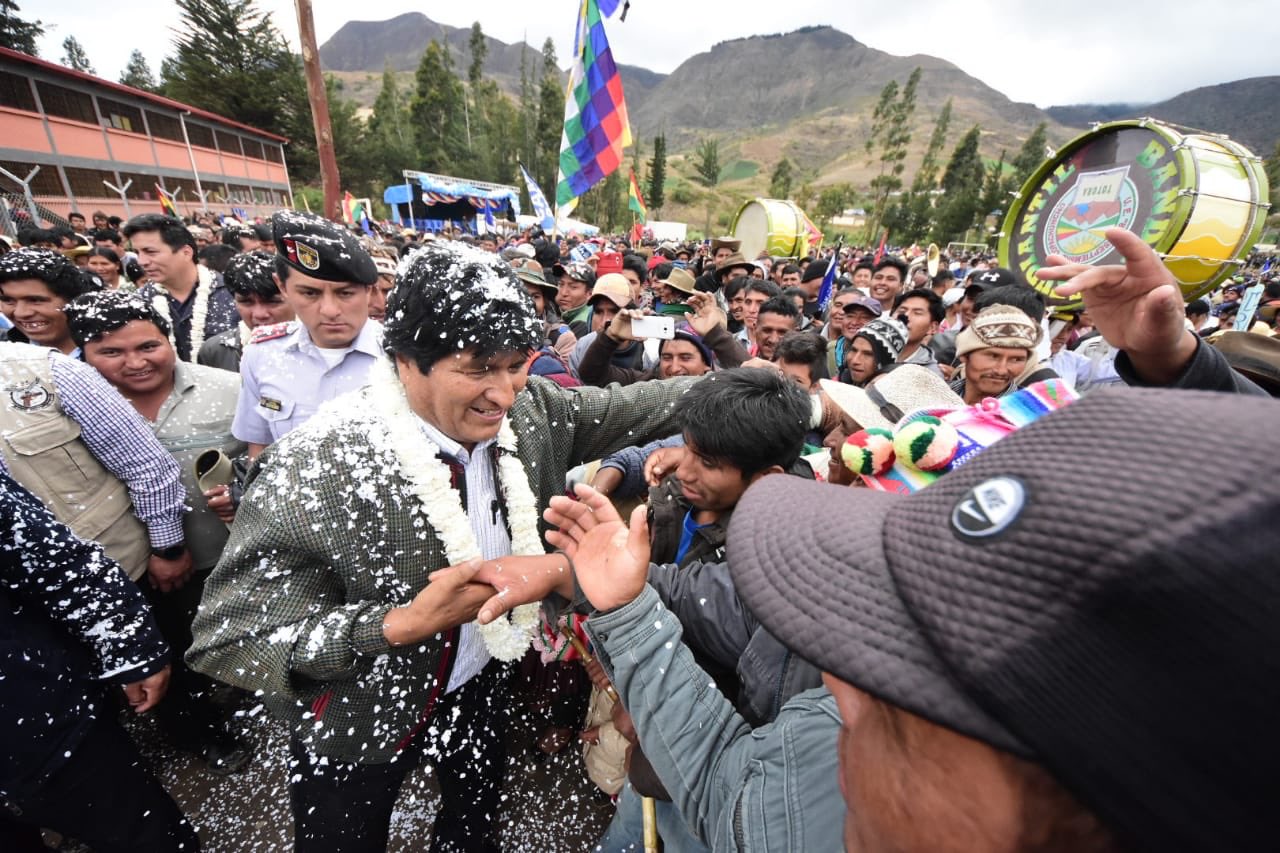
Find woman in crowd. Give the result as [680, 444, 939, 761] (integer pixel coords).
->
[86, 247, 125, 289]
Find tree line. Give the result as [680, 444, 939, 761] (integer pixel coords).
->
[793, 68, 1054, 247]
[0, 0, 578, 220]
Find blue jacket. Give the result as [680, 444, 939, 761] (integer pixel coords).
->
[589, 586, 844, 852]
[0, 472, 169, 798]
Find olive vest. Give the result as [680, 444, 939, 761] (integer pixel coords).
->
[0, 344, 149, 579]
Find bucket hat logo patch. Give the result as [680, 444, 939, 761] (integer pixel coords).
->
[950, 476, 1026, 539]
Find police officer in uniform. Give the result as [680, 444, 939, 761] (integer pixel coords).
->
[232, 212, 380, 458]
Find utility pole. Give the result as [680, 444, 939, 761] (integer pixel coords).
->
[293, 0, 340, 220]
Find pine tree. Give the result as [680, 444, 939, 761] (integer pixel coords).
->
[120, 49, 158, 92]
[464, 22, 488, 153]
[894, 99, 952, 241]
[867, 67, 921, 240]
[484, 88, 519, 185]
[646, 133, 667, 214]
[367, 66, 414, 185]
[980, 150, 1008, 225]
[410, 40, 468, 174]
[932, 125, 986, 244]
[1009, 122, 1049, 191]
[516, 41, 538, 175]
[865, 80, 899, 161]
[693, 138, 722, 187]
[580, 169, 625, 231]
[534, 38, 564, 196]
[61, 36, 94, 74]
[0, 0, 43, 56]
[631, 136, 643, 182]
[769, 157, 795, 199]
[160, 0, 312, 178]
[326, 75, 372, 195]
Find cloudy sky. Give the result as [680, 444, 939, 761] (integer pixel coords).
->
[34, 0, 1280, 107]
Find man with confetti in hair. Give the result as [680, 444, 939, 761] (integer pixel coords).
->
[190, 240, 705, 852]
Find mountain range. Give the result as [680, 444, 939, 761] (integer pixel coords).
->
[320, 15, 1278, 197]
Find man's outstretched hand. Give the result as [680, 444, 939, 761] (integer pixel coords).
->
[1036, 227, 1197, 384]
[545, 484, 652, 612]
[445, 485, 654, 625]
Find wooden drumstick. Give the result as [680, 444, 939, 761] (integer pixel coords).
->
[560, 623, 619, 702]
[643, 795, 660, 853]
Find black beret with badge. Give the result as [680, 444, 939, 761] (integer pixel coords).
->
[271, 210, 378, 285]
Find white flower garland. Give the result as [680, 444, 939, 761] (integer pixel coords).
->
[152, 264, 214, 355]
[367, 358, 542, 661]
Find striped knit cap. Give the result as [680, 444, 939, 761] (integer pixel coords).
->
[955, 304, 1040, 359]
[855, 316, 909, 368]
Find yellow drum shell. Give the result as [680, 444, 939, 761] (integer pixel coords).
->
[732, 198, 810, 260]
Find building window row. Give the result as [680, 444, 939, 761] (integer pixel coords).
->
[0, 68, 285, 165]
[0, 157, 287, 205]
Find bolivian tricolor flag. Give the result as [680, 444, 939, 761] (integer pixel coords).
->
[628, 168, 647, 223]
[155, 184, 178, 218]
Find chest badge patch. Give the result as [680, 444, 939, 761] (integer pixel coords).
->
[7, 379, 51, 411]
[259, 396, 283, 412]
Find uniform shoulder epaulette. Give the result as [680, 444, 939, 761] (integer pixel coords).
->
[249, 321, 295, 345]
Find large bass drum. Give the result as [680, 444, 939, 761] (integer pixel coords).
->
[731, 198, 811, 260]
[999, 119, 1270, 309]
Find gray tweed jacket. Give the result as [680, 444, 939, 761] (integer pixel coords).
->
[187, 375, 692, 763]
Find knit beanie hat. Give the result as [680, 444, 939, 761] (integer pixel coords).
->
[661, 324, 715, 367]
[955, 304, 1040, 359]
[855, 316, 909, 368]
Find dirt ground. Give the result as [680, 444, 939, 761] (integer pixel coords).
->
[121, 690, 616, 853]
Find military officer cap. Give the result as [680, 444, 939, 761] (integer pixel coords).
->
[271, 210, 378, 285]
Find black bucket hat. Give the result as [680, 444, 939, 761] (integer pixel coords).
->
[728, 386, 1280, 852]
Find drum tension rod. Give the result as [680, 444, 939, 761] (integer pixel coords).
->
[1171, 142, 1260, 161]
[1175, 188, 1271, 206]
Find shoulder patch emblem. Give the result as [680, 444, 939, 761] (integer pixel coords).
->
[6, 379, 51, 411]
[249, 321, 294, 345]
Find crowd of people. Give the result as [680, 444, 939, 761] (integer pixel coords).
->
[0, 206, 1277, 853]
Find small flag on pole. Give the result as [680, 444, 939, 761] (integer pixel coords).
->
[155, 184, 178, 218]
[873, 230, 889, 265]
[341, 191, 357, 224]
[816, 241, 842, 311]
[555, 0, 632, 213]
[628, 169, 647, 223]
[520, 164, 556, 231]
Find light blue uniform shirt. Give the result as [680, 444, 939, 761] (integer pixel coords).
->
[232, 319, 383, 445]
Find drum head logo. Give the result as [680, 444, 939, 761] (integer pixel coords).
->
[1042, 166, 1138, 264]
[7, 379, 51, 411]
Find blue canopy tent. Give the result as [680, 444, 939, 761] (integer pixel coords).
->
[384, 171, 521, 234]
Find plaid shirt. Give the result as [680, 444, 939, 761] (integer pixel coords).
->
[0, 350, 185, 548]
[189, 374, 693, 763]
